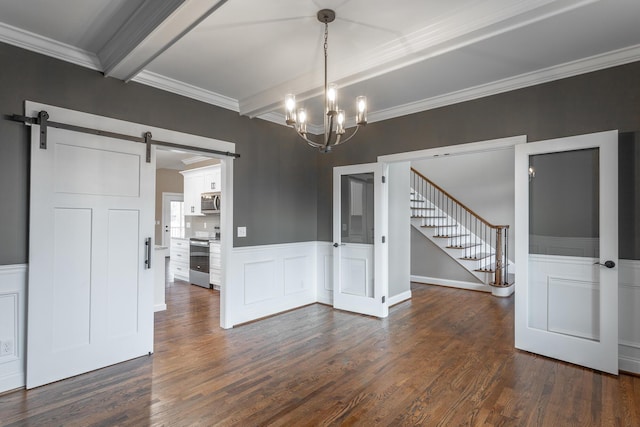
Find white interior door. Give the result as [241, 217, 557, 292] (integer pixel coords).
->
[333, 163, 388, 318]
[515, 130, 618, 374]
[27, 126, 155, 389]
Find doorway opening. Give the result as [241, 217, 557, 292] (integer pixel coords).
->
[379, 135, 523, 296]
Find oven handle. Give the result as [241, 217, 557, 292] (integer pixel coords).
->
[190, 240, 210, 247]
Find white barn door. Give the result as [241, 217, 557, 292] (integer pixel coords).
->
[27, 123, 155, 389]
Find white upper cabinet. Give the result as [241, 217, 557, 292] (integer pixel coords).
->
[203, 164, 222, 192]
[180, 165, 221, 216]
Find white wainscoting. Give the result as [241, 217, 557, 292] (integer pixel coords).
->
[0, 264, 27, 393]
[316, 242, 334, 305]
[619, 260, 640, 375]
[4, 255, 636, 388]
[226, 242, 318, 326]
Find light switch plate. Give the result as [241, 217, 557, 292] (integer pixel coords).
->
[237, 226, 247, 237]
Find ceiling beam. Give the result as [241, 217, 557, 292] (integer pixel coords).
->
[238, 0, 596, 118]
[99, 0, 228, 82]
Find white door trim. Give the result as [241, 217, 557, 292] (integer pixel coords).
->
[378, 135, 526, 164]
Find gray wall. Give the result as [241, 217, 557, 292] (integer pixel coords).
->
[619, 132, 640, 260]
[410, 228, 481, 283]
[0, 42, 317, 265]
[317, 61, 640, 261]
[2, 41, 640, 265]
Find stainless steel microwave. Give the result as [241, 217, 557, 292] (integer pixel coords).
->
[201, 192, 220, 213]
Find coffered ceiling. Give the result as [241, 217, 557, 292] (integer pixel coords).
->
[1, 0, 640, 132]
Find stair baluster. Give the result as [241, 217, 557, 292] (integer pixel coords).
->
[410, 168, 512, 287]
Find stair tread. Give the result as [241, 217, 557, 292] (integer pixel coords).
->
[475, 263, 510, 273]
[460, 252, 493, 260]
[447, 243, 482, 249]
[434, 234, 469, 238]
[421, 224, 457, 228]
[410, 207, 435, 210]
[410, 199, 425, 203]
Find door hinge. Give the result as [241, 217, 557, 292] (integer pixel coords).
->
[381, 175, 386, 183]
[382, 236, 386, 243]
[382, 296, 386, 303]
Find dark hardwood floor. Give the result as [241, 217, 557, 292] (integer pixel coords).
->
[2, 280, 639, 426]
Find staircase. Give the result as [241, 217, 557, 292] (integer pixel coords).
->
[410, 168, 514, 295]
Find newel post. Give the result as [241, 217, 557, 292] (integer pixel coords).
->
[494, 227, 504, 286]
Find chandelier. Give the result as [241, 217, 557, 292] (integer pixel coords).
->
[284, 9, 367, 153]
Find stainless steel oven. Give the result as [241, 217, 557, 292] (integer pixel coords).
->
[189, 238, 210, 288]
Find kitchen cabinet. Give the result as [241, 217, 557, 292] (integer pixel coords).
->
[203, 165, 221, 192]
[181, 165, 221, 216]
[170, 237, 189, 281]
[181, 172, 204, 216]
[210, 241, 221, 289]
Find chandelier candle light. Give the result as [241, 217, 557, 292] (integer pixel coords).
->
[284, 9, 367, 153]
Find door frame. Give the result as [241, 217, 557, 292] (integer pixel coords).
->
[161, 192, 183, 247]
[25, 101, 236, 332]
[378, 135, 525, 291]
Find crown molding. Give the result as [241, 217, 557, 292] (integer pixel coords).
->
[367, 43, 640, 125]
[131, 70, 239, 112]
[181, 155, 211, 165]
[238, 0, 595, 117]
[0, 22, 101, 70]
[3, 11, 639, 133]
[257, 112, 324, 135]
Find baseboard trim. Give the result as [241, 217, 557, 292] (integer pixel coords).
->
[154, 304, 167, 312]
[619, 354, 640, 375]
[411, 275, 491, 292]
[0, 373, 25, 394]
[389, 291, 412, 307]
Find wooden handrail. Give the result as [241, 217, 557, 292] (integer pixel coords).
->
[410, 167, 509, 230]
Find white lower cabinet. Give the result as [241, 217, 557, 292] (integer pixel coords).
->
[210, 241, 221, 289]
[170, 237, 189, 281]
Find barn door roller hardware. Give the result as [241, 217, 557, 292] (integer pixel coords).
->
[8, 110, 241, 161]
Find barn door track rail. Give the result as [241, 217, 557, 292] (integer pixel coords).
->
[8, 110, 240, 162]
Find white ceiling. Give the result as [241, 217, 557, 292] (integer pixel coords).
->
[2, 0, 640, 132]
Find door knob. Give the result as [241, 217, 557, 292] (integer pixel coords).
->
[333, 243, 345, 248]
[594, 260, 615, 268]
